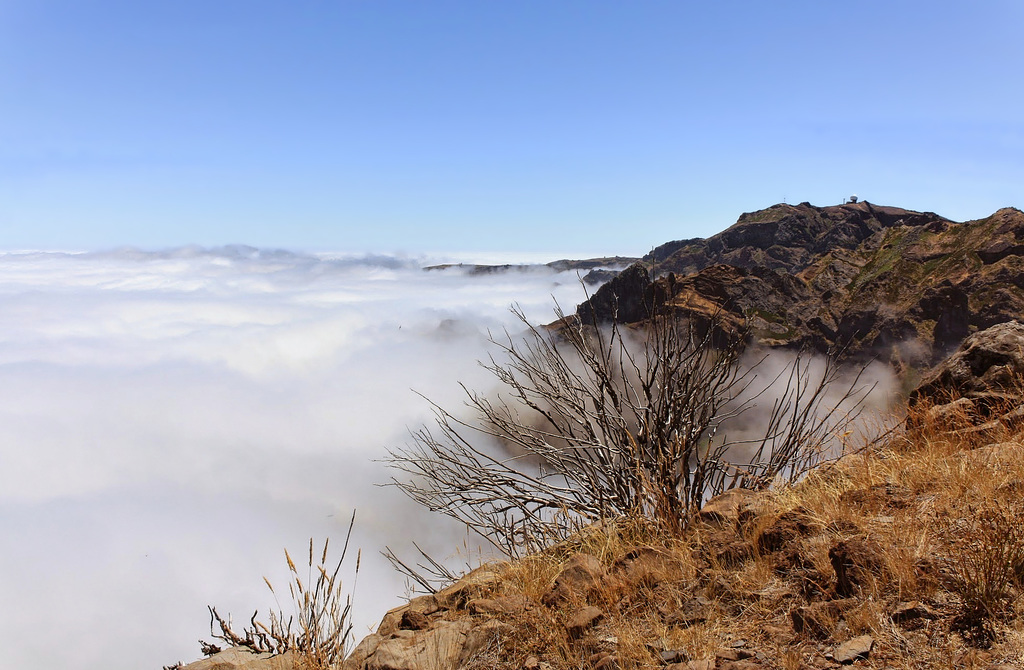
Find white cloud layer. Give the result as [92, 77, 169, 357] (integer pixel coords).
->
[0, 247, 599, 670]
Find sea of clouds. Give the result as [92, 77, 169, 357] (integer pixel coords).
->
[0, 246, 599, 670]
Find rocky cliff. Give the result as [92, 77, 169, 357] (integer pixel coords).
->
[579, 202, 1024, 374]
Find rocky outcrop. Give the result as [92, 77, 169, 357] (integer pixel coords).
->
[344, 619, 498, 670]
[342, 565, 514, 670]
[178, 647, 298, 670]
[575, 262, 653, 324]
[910, 321, 1024, 434]
[913, 320, 1024, 403]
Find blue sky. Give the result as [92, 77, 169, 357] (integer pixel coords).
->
[1, 1, 1022, 254]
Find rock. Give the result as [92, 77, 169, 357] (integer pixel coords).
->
[830, 635, 874, 664]
[376, 594, 441, 636]
[566, 605, 604, 639]
[612, 546, 685, 587]
[399, 610, 431, 631]
[432, 565, 505, 609]
[956, 442, 1024, 473]
[582, 268, 620, 285]
[659, 648, 687, 664]
[351, 617, 511, 670]
[458, 619, 511, 666]
[923, 396, 981, 428]
[913, 321, 1024, 408]
[468, 594, 531, 616]
[716, 648, 755, 661]
[542, 553, 607, 607]
[576, 262, 653, 324]
[697, 488, 761, 527]
[179, 647, 299, 670]
[829, 537, 886, 597]
[364, 620, 471, 670]
[891, 600, 939, 626]
[343, 635, 383, 670]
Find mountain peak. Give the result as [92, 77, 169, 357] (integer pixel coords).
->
[583, 203, 1024, 369]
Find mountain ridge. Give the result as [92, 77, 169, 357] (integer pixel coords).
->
[577, 201, 1024, 374]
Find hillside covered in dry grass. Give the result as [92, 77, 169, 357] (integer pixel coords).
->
[338, 326, 1024, 670]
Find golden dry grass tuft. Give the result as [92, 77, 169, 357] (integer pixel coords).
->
[205, 513, 359, 670]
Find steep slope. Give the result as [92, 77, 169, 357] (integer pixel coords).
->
[331, 323, 1024, 670]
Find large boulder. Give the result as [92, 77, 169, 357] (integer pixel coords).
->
[912, 321, 1024, 404]
[344, 564, 514, 670]
[179, 647, 298, 670]
[911, 321, 1024, 433]
[344, 619, 509, 670]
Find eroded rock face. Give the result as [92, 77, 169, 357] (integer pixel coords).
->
[347, 615, 509, 670]
[573, 203, 1024, 368]
[179, 647, 298, 670]
[343, 563, 516, 670]
[576, 262, 653, 324]
[913, 320, 1024, 403]
[911, 321, 1024, 434]
[363, 620, 471, 670]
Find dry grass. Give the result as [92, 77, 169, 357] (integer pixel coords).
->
[205, 513, 359, 670]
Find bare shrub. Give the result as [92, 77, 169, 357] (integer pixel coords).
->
[387, 305, 876, 557]
[205, 512, 359, 668]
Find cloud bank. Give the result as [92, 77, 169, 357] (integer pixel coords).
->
[0, 247, 597, 670]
